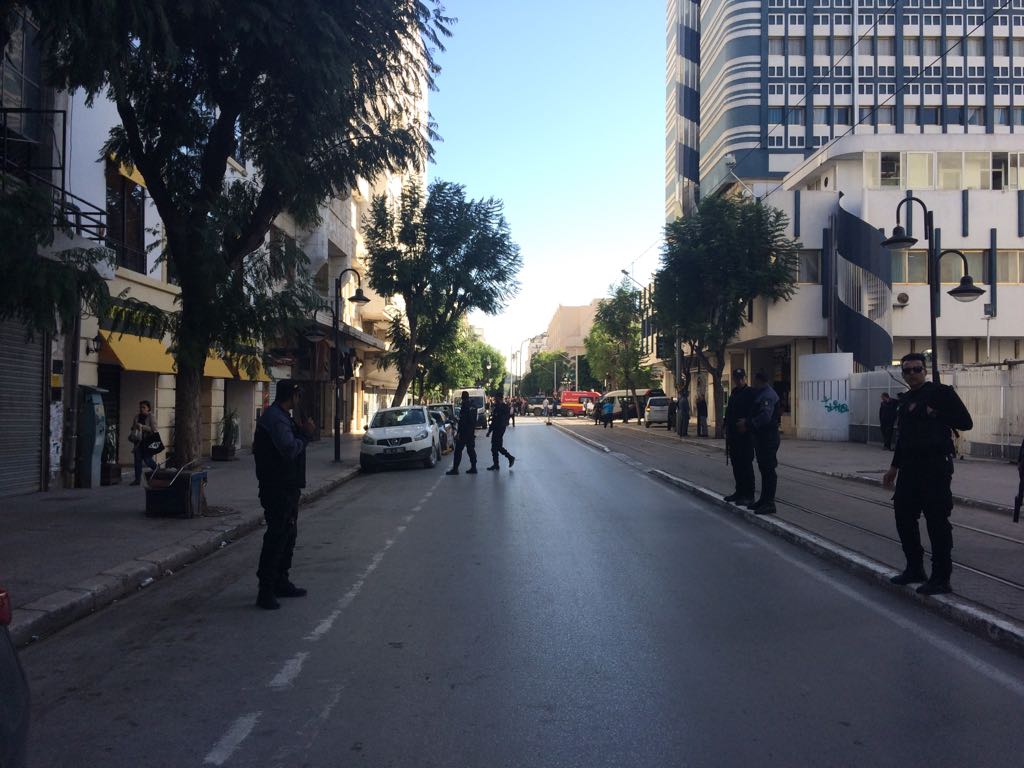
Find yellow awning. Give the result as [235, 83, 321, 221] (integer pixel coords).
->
[109, 152, 147, 188]
[99, 331, 176, 374]
[230, 357, 271, 382]
[203, 356, 233, 378]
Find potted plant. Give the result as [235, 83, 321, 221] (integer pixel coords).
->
[211, 409, 239, 461]
[100, 423, 122, 485]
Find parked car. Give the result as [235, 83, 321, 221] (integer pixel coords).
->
[430, 410, 455, 454]
[527, 395, 559, 417]
[644, 396, 672, 427]
[360, 406, 440, 472]
[427, 402, 456, 424]
[0, 586, 29, 768]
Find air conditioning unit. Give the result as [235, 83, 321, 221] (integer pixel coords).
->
[893, 292, 910, 308]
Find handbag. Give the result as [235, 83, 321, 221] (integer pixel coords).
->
[128, 425, 142, 444]
[140, 431, 165, 458]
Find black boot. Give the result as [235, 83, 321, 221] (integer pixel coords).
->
[916, 577, 952, 595]
[256, 587, 280, 610]
[890, 566, 927, 585]
[276, 580, 307, 598]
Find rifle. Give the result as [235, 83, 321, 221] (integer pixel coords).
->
[725, 431, 731, 466]
[1014, 474, 1023, 524]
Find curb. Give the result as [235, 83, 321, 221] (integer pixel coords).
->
[554, 422, 1024, 658]
[647, 467, 1024, 658]
[11, 466, 361, 647]
[552, 422, 610, 453]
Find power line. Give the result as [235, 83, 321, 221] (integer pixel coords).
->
[760, 0, 1014, 203]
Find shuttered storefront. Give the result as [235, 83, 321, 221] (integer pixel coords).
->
[0, 319, 46, 497]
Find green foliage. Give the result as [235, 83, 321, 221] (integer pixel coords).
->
[420, 327, 506, 401]
[31, 0, 451, 460]
[587, 281, 656, 402]
[518, 350, 589, 396]
[654, 195, 799, 432]
[0, 186, 116, 338]
[364, 180, 522, 406]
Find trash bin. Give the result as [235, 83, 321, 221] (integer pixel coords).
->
[145, 468, 207, 518]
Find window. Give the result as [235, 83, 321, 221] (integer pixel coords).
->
[859, 82, 875, 94]
[921, 107, 941, 125]
[789, 65, 806, 77]
[904, 65, 920, 76]
[768, 83, 786, 95]
[813, 37, 829, 55]
[769, 37, 786, 54]
[814, 65, 829, 77]
[768, 13, 785, 25]
[814, 13, 830, 24]
[997, 250, 1023, 283]
[878, 106, 894, 123]
[858, 65, 875, 77]
[105, 160, 147, 274]
[788, 109, 806, 125]
[789, 82, 806, 96]
[813, 107, 829, 123]
[964, 151, 989, 189]
[938, 153, 962, 189]
[904, 38, 920, 55]
[967, 65, 985, 77]
[947, 83, 964, 95]
[923, 37, 941, 55]
[834, 106, 851, 123]
[878, 13, 895, 25]
[814, 82, 831, 94]
[923, 13, 942, 24]
[0, 12, 43, 141]
[939, 251, 983, 283]
[789, 13, 806, 25]
[859, 37, 875, 56]
[835, 82, 853, 94]
[880, 152, 901, 186]
[907, 251, 929, 283]
[994, 83, 1010, 95]
[878, 65, 896, 77]
[768, 134, 786, 147]
[768, 65, 786, 77]
[788, 36, 806, 53]
[995, 107, 1011, 125]
[904, 13, 920, 25]
[968, 83, 986, 95]
[904, 106, 920, 125]
[789, 134, 806, 147]
[876, 37, 895, 56]
[946, 14, 963, 25]
[769, 107, 785, 124]
[834, 13, 852, 24]
[903, 152, 933, 187]
[993, 37, 1009, 56]
[859, 106, 875, 123]
[835, 65, 852, 77]
[864, 151, 881, 187]
[946, 65, 964, 77]
[798, 251, 821, 283]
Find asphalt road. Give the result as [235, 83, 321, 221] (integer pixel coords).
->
[22, 420, 1024, 767]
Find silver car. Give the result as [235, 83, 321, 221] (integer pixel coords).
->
[644, 396, 672, 427]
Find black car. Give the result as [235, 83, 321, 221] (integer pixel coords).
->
[0, 587, 29, 768]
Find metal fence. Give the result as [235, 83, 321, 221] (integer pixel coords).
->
[849, 364, 1024, 460]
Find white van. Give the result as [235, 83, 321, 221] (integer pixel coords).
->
[453, 387, 488, 429]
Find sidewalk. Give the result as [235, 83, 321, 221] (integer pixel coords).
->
[3, 436, 363, 646]
[555, 418, 1024, 656]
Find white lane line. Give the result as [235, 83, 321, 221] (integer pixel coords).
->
[412, 505, 422, 512]
[204, 712, 261, 765]
[403, 514, 414, 524]
[269, 651, 309, 689]
[711, 508, 1024, 699]
[305, 535, 401, 642]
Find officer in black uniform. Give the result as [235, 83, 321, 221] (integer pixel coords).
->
[486, 392, 517, 471]
[723, 368, 756, 506]
[446, 391, 479, 475]
[883, 353, 973, 595]
[253, 380, 315, 610]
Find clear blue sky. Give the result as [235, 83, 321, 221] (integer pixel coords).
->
[426, 1, 666, 370]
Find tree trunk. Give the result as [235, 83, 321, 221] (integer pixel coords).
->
[707, 346, 726, 439]
[390, 359, 418, 407]
[173, 359, 204, 464]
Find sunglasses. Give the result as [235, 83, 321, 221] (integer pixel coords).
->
[902, 366, 925, 375]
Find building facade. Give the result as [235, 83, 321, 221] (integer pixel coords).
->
[664, 0, 1024, 442]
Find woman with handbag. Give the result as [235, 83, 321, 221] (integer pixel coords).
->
[129, 400, 159, 485]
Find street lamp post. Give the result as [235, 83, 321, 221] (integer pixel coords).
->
[332, 268, 370, 462]
[880, 196, 985, 383]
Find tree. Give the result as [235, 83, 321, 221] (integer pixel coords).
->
[586, 281, 656, 422]
[418, 326, 506, 403]
[654, 195, 799, 436]
[364, 180, 522, 406]
[518, 350, 595, 396]
[34, 0, 450, 462]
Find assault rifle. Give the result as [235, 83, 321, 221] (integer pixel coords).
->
[1014, 474, 1023, 524]
[725, 430, 731, 466]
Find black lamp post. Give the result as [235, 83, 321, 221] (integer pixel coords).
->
[332, 268, 370, 461]
[880, 196, 984, 383]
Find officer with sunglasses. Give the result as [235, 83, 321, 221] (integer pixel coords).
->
[882, 352, 973, 595]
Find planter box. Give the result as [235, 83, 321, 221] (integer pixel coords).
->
[100, 463, 122, 486]
[210, 444, 236, 462]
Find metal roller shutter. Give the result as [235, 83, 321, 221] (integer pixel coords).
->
[0, 319, 45, 497]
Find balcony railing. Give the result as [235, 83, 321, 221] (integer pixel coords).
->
[1, 108, 107, 242]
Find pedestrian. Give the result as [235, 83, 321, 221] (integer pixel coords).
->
[747, 371, 782, 514]
[602, 398, 614, 428]
[253, 380, 316, 610]
[486, 392, 517, 471]
[678, 391, 691, 436]
[543, 396, 551, 425]
[446, 391, 479, 475]
[667, 396, 677, 432]
[509, 397, 516, 428]
[594, 398, 603, 425]
[879, 392, 898, 450]
[128, 400, 158, 485]
[723, 368, 756, 506]
[696, 392, 709, 437]
[882, 353, 973, 595]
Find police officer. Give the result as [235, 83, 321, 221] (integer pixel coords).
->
[723, 368, 756, 506]
[446, 391, 479, 475]
[253, 380, 315, 610]
[883, 353, 973, 595]
[747, 371, 781, 514]
[486, 392, 517, 471]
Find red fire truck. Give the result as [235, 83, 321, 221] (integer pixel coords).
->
[558, 390, 602, 418]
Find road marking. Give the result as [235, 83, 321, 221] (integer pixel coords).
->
[412, 505, 422, 512]
[204, 712, 261, 765]
[269, 651, 309, 689]
[710, 507, 1024, 699]
[305, 536, 401, 642]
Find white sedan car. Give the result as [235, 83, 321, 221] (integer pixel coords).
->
[360, 405, 440, 472]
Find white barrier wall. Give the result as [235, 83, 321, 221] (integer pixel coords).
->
[797, 353, 855, 441]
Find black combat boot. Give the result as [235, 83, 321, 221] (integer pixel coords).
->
[890, 565, 927, 585]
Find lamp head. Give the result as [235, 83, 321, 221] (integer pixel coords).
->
[880, 225, 918, 250]
[348, 287, 370, 304]
[948, 275, 985, 303]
